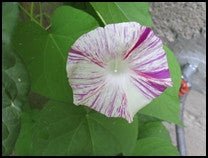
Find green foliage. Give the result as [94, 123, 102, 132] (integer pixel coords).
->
[64, 2, 105, 27]
[3, 46, 30, 107]
[2, 2, 30, 155]
[12, 6, 99, 103]
[4, 2, 182, 156]
[2, 45, 30, 155]
[132, 137, 179, 156]
[131, 115, 179, 156]
[2, 2, 19, 45]
[90, 2, 153, 26]
[14, 108, 40, 155]
[15, 101, 138, 156]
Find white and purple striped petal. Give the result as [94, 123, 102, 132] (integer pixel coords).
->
[66, 22, 172, 123]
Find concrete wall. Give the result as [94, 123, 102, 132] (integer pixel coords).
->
[150, 2, 206, 43]
[150, 2, 206, 156]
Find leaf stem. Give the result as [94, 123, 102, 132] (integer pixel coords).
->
[39, 2, 43, 26]
[30, 2, 34, 20]
[18, 3, 45, 29]
[95, 11, 107, 26]
[46, 24, 51, 31]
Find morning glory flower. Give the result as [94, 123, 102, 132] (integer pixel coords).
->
[66, 22, 172, 123]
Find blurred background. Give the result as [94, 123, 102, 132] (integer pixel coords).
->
[150, 2, 206, 156]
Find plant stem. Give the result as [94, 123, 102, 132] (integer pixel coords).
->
[18, 3, 44, 29]
[43, 13, 51, 20]
[95, 11, 107, 26]
[39, 2, 43, 26]
[46, 24, 51, 30]
[30, 2, 34, 20]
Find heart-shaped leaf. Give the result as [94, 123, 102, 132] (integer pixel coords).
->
[12, 6, 99, 103]
[15, 101, 138, 156]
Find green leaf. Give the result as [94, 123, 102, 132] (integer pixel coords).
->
[14, 108, 40, 155]
[15, 101, 138, 156]
[3, 46, 30, 103]
[2, 2, 19, 45]
[138, 116, 171, 143]
[2, 3, 29, 155]
[132, 137, 179, 156]
[64, 2, 105, 27]
[140, 46, 182, 125]
[90, 2, 153, 26]
[2, 101, 20, 156]
[131, 115, 179, 156]
[12, 6, 99, 103]
[2, 45, 30, 155]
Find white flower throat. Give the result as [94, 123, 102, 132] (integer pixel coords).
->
[107, 57, 129, 74]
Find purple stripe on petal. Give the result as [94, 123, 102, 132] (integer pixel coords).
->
[75, 83, 106, 102]
[131, 38, 161, 63]
[141, 69, 171, 79]
[124, 28, 151, 59]
[106, 92, 117, 116]
[149, 38, 161, 49]
[135, 78, 159, 98]
[138, 53, 166, 67]
[131, 77, 155, 99]
[70, 49, 105, 68]
[147, 81, 167, 92]
[90, 93, 101, 108]
[75, 87, 97, 98]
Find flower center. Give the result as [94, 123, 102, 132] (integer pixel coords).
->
[107, 58, 129, 75]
